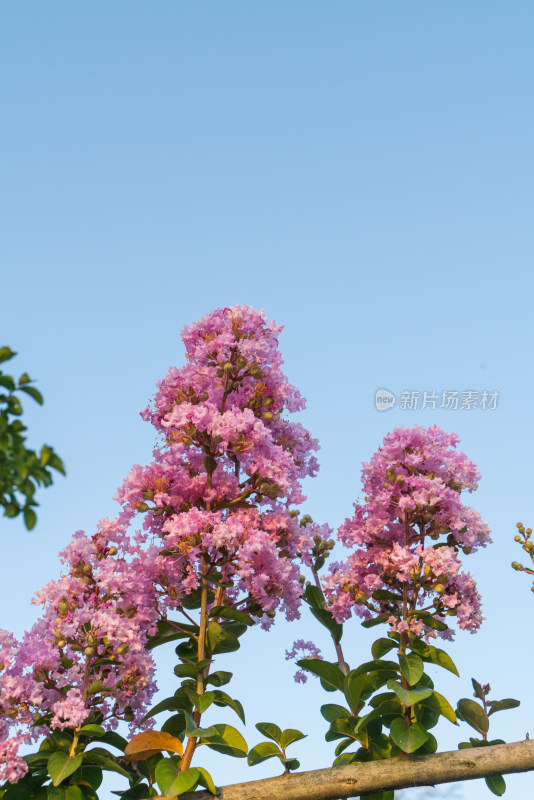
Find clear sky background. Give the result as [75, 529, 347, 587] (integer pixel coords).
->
[1, 3, 533, 798]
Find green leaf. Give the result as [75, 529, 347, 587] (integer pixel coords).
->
[344, 668, 398, 715]
[0, 347, 16, 363]
[47, 788, 83, 800]
[8, 395, 22, 415]
[282, 758, 300, 771]
[184, 711, 217, 738]
[371, 638, 397, 659]
[209, 606, 254, 626]
[48, 752, 83, 786]
[296, 659, 345, 691]
[69, 765, 103, 791]
[206, 670, 233, 687]
[206, 621, 240, 654]
[161, 713, 187, 739]
[201, 723, 248, 758]
[20, 385, 44, 405]
[485, 775, 506, 796]
[347, 660, 400, 679]
[2, 785, 33, 800]
[0, 375, 16, 391]
[320, 704, 351, 722]
[87, 680, 106, 695]
[255, 722, 282, 745]
[18, 372, 31, 385]
[304, 584, 325, 608]
[361, 616, 387, 628]
[431, 691, 458, 724]
[415, 732, 438, 754]
[142, 693, 191, 722]
[410, 644, 459, 676]
[386, 680, 433, 707]
[361, 793, 394, 800]
[417, 614, 448, 632]
[309, 607, 343, 640]
[173, 663, 197, 679]
[355, 700, 404, 732]
[196, 767, 219, 795]
[472, 678, 485, 700]
[247, 741, 282, 766]
[98, 731, 127, 751]
[81, 749, 131, 778]
[399, 653, 424, 686]
[389, 718, 429, 753]
[78, 724, 105, 737]
[488, 699, 520, 715]
[185, 689, 215, 713]
[457, 698, 489, 735]
[212, 690, 246, 724]
[23, 506, 37, 530]
[155, 759, 199, 797]
[280, 728, 307, 748]
[372, 589, 401, 602]
[145, 619, 199, 650]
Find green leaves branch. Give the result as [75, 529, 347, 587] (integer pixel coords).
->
[456, 678, 520, 796]
[0, 346, 64, 529]
[298, 636, 461, 768]
[248, 723, 306, 773]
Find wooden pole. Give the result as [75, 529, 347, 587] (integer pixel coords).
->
[181, 740, 534, 800]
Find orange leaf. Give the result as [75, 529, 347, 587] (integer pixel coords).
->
[124, 730, 184, 761]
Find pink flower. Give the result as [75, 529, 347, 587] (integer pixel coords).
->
[325, 426, 489, 641]
[285, 640, 322, 683]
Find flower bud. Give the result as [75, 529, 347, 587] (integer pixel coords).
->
[107, 546, 118, 556]
[33, 667, 48, 683]
[512, 561, 525, 571]
[84, 646, 95, 656]
[515, 535, 522, 542]
[57, 640, 66, 649]
[135, 502, 149, 512]
[57, 600, 69, 618]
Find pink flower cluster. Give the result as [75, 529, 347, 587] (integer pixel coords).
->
[114, 306, 323, 625]
[0, 524, 158, 779]
[0, 632, 29, 783]
[324, 426, 489, 640]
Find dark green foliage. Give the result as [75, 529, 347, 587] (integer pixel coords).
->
[0, 347, 64, 529]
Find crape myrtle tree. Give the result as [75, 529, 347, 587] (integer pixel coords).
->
[0, 306, 532, 800]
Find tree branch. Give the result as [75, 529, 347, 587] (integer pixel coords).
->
[182, 740, 534, 800]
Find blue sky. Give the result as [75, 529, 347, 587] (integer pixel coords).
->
[1, 3, 533, 797]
